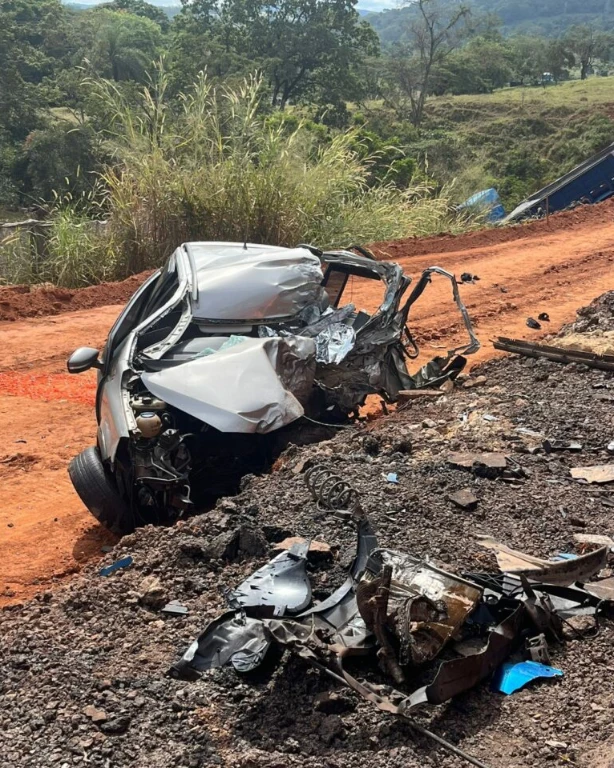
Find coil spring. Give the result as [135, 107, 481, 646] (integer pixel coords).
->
[304, 464, 360, 515]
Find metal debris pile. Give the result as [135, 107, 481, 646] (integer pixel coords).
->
[170, 469, 613, 768]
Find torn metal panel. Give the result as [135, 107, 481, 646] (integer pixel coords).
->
[404, 604, 525, 710]
[170, 611, 272, 678]
[574, 533, 614, 549]
[227, 541, 312, 616]
[315, 323, 356, 364]
[400, 266, 480, 358]
[142, 336, 316, 434]
[448, 452, 508, 471]
[492, 660, 563, 695]
[363, 549, 482, 664]
[584, 577, 614, 601]
[477, 535, 607, 585]
[570, 465, 614, 484]
[465, 572, 608, 619]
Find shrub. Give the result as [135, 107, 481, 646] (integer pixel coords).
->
[87, 69, 468, 278]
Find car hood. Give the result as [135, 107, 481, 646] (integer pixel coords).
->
[141, 335, 316, 434]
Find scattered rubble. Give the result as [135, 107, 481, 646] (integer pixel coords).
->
[570, 465, 614, 484]
[4, 291, 614, 767]
[448, 488, 479, 510]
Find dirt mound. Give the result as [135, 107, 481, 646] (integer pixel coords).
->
[3, 348, 614, 767]
[0, 271, 153, 322]
[561, 290, 614, 335]
[371, 196, 614, 260]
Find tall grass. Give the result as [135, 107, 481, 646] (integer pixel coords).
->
[5, 67, 474, 287]
[90, 68, 468, 277]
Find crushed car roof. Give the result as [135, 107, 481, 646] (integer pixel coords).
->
[183, 242, 325, 322]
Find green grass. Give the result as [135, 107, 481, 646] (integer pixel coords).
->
[418, 76, 614, 209]
[431, 75, 614, 109]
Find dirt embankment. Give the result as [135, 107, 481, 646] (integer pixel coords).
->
[0, 271, 152, 322]
[2, 199, 614, 607]
[3, 302, 614, 768]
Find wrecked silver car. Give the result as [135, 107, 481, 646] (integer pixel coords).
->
[67, 242, 478, 531]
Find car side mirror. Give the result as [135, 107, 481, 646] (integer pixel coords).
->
[67, 347, 102, 374]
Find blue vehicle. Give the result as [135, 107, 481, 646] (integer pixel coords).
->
[505, 142, 614, 223]
[457, 188, 506, 223]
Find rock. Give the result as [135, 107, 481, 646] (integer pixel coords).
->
[462, 375, 487, 389]
[314, 691, 356, 715]
[100, 715, 131, 735]
[390, 436, 412, 455]
[178, 536, 208, 558]
[319, 714, 344, 744]
[562, 615, 596, 638]
[448, 489, 478, 511]
[272, 537, 332, 563]
[83, 705, 107, 724]
[362, 435, 380, 456]
[138, 575, 167, 609]
[204, 524, 268, 561]
[422, 418, 437, 429]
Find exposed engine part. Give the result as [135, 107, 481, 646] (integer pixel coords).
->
[304, 464, 360, 517]
[133, 428, 193, 514]
[130, 394, 168, 413]
[136, 411, 163, 439]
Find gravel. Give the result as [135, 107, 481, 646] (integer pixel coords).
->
[3, 297, 614, 768]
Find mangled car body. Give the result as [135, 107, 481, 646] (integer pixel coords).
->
[67, 242, 478, 531]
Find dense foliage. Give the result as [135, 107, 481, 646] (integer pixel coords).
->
[1, 0, 614, 287]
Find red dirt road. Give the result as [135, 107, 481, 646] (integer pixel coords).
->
[2, 202, 614, 605]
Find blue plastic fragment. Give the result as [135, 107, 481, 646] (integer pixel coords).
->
[386, 473, 399, 484]
[553, 553, 578, 561]
[492, 660, 563, 695]
[99, 556, 133, 577]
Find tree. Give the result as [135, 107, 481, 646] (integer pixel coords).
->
[543, 39, 575, 81]
[20, 123, 103, 202]
[103, 0, 170, 32]
[564, 25, 612, 79]
[77, 8, 163, 83]
[434, 34, 515, 94]
[381, 0, 470, 128]
[177, 0, 379, 109]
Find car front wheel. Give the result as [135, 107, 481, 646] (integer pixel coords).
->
[68, 446, 133, 534]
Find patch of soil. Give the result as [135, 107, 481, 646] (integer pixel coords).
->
[2, 294, 614, 767]
[0, 271, 152, 322]
[370, 196, 614, 260]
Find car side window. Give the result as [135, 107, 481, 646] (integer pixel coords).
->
[103, 271, 161, 369]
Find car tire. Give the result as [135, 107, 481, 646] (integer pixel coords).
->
[68, 447, 133, 534]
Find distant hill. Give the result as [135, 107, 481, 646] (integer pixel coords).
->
[367, 0, 614, 44]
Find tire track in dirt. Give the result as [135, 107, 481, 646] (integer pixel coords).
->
[2, 203, 614, 605]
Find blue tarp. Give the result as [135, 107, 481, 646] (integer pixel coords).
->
[458, 188, 505, 222]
